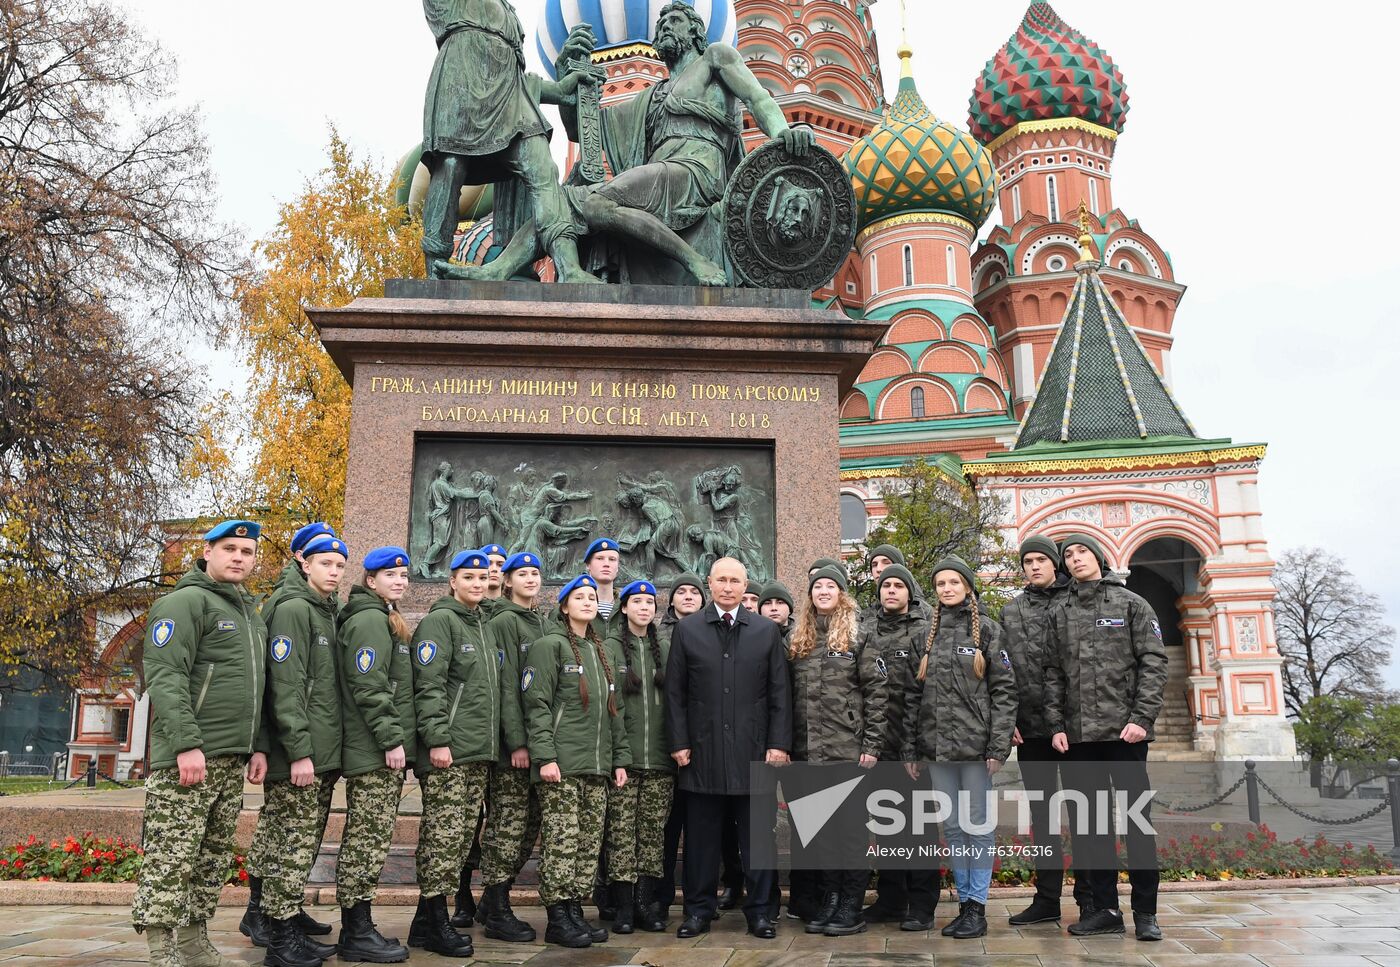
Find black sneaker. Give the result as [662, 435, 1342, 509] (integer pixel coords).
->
[1068, 908, 1125, 936]
[1134, 913, 1162, 941]
[1008, 895, 1062, 925]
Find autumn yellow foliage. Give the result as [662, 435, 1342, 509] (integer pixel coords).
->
[190, 132, 422, 577]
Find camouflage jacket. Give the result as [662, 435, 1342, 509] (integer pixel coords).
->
[860, 598, 931, 759]
[1045, 576, 1168, 743]
[788, 616, 888, 762]
[998, 575, 1069, 740]
[261, 575, 343, 780]
[411, 596, 502, 772]
[337, 585, 416, 778]
[901, 602, 1017, 763]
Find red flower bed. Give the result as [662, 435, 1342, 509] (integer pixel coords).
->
[0, 832, 248, 885]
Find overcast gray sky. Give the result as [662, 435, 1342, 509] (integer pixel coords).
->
[121, 0, 1400, 687]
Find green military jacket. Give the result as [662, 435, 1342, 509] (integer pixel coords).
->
[262, 576, 342, 780]
[523, 628, 629, 779]
[142, 564, 267, 771]
[1045, 576, 1168, 743]
[337, 586, 417, 778]
[999, 575, 1070, 740]
[789, 617, 889, 763]
[608, 625, 673, 773]
[412, 595, 501, 772]
[491, 598, 553, 757]
[902, 602, 1017, 763]
[862, 596, 931, 760]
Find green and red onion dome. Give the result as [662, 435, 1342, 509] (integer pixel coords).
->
[968, 2, 1128, 144]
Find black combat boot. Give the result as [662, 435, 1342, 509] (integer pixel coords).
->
[941, 900, 970, 936]
[292, 929, 335, 961]
[569, 898, 609, 942]
[406, 896, 429, 948]
[804, 889, 841, 934]
[593, 878, 616, 920]
[952, 900, 987, 939]
[290, 909, 332, 936]
[545, 901, 592, 948]
[450, 865, 476, 928]
[335, 901, 408, 964]
[1134, 912, 1162, 941]
[635, 875, 667, 932]
[822, 886, 868, 937]
[611, 882, 636, 934]
[261, 916, 323, 967]
[480, 882, 536, 943]
[1009, 894, 1062, 925]
[423, 893, 474, 957]
[239, 875, 270, 947]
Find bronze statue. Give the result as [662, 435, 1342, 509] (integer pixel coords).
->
[435, 2, 814, 286]
[419, 0, 599, 281]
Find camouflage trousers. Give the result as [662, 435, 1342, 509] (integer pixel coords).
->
[251, 773, 337, 919]
[480, 764, 542, 886]
[336, 768, 404, 906]
[537, 774, 606, 905]
[416, 761, 489, 898]
[606, 769, 674, 882]
[131, 755, 245, 928]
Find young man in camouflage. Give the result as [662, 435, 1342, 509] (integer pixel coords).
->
[247, 534, 349, 967]
[1046, 533, 1168, 942]
[1001, 535, 1089, 927]
[131, 520, 269, 967]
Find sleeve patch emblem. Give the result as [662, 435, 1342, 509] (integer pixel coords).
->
[418, 640, 438, 665]
[270, 636, 292, 663]
[497, 649, 505, 668]
[1151, 619, 1162, 640]
[875, 656, 888, 679]
[521, 666, 535, 691]
[355, 647, 376, 674]
[999, 649, 1013, 670]
[151, 619, 175, 648]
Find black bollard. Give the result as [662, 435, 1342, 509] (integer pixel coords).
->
[1245, 760, 1260, 826]
[86, 759, 97, 789]
[1387, 759, 1400, 865]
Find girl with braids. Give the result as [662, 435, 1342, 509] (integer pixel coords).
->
[333, 546, 415, 963]
[785, 565, 888, 936]
[901, 556, 1017, 941]
[603, 580, 674, 934]
[523, 574, 630, 948]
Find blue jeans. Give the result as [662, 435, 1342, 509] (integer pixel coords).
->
[930, 761, 994, 904]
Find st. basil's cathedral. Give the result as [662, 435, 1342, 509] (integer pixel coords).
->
[426, 0, 1294, 762]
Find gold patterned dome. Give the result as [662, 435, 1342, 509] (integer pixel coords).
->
[845, 47, 998, 231]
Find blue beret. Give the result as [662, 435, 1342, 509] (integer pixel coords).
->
[503, 551, 542, 573]
[620, 580, 657, 603]
[584, 538, 619, 561]
[363, 546, 410, 571]
[450, 549, 489, 571]
[480, 544, 507, 559]
[291, 521, 335, 553]
[302, 535, 348, 559]
[204, 520, 260, 542]
[557, 573, 597, 603]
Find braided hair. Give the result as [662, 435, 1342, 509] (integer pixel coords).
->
[588, 625, 619, 717]
[645, 621, 666, 688]
[917, 577, 986, 682]
[565, 628, 590, 711]
[620, 633, 643, 696]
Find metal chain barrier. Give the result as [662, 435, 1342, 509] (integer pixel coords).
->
[1162, 773, 1248, 813]
[1254, 772, 1393, 827]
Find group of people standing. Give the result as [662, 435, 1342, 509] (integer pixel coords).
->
[131, 516, 1168, 967]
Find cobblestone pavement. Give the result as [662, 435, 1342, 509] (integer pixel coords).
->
[1, 885, 1398, 966]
